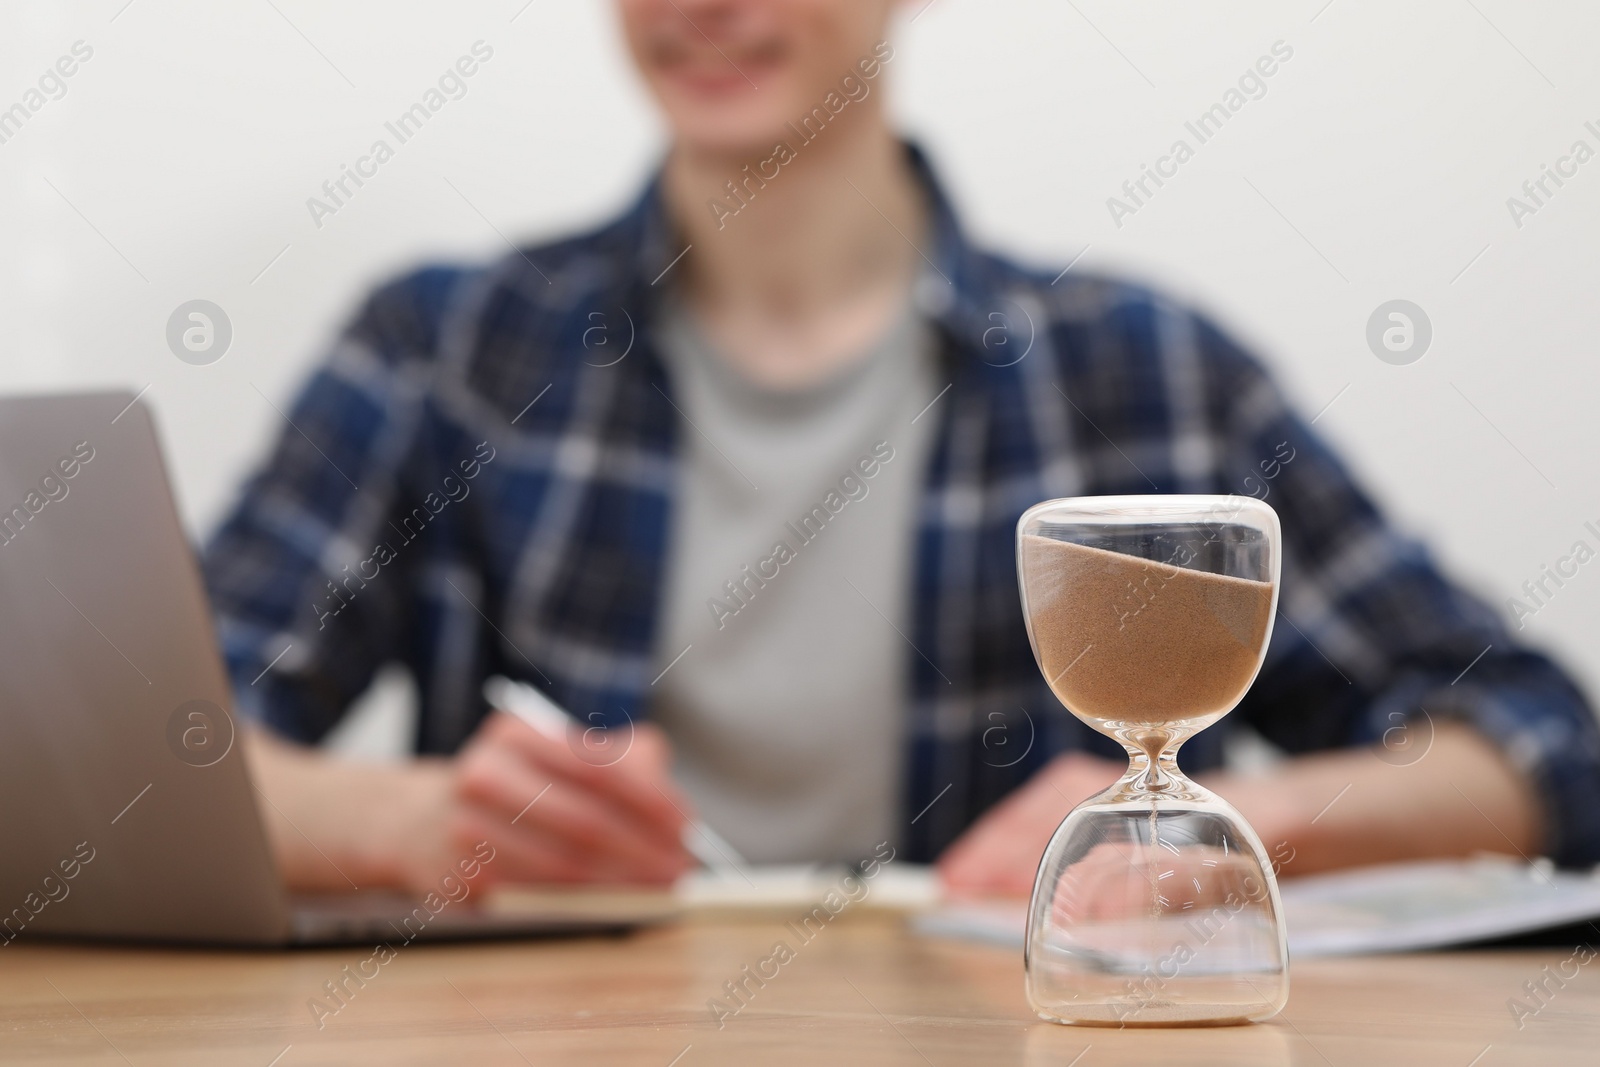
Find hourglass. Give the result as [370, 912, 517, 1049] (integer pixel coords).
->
[1016, 495, 1288, 1026]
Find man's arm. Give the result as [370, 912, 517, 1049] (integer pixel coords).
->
[243, 725, 448, 892]
[939, 721, 1540, 897]
[209, 272, 693, 890]
[203, 270, 451, 744]
[940, 305, 1600, 896]
[245, 715, 693, 894]
[1214, 721, 1540, 876]
[1203, 315, 1600, 870]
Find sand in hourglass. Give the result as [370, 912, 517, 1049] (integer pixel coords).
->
[1021, 535, 1274, 725]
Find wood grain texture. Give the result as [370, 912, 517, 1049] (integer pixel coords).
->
[0, 913, 1596, 1065]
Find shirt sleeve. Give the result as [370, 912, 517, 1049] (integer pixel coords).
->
[202, 268, 458, 744]
[1199, 316, 1600, 869]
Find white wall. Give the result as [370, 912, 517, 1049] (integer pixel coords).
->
[5, 0, 1597, 729]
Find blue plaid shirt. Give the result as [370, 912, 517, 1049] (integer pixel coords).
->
[204, 146, 1600, 866]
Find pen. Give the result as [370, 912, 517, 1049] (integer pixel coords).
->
[483, 675, 747, 874]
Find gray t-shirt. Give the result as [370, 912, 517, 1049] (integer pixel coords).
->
[650, 300, 940, 865]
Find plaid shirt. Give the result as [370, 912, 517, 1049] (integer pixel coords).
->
[205, 146, 1600, 866]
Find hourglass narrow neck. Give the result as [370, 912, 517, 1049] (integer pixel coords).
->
[1112, 724, 1202, 801]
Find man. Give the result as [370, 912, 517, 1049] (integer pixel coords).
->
[205, 0, 1600, 897]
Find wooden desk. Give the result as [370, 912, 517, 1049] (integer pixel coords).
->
[1, 913, 1596, 1065]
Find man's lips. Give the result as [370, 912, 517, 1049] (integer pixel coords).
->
[668, 64, 763, 93]
[653, 38, 786, 93]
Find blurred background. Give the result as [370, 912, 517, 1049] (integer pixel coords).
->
[4, 0, 1596, 751]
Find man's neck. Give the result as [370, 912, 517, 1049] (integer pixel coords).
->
[660, 113, 926, 389]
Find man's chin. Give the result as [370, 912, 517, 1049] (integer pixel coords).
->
[673, 121, 799, 164]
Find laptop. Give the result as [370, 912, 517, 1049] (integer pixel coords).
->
[0, 391, 674, 946]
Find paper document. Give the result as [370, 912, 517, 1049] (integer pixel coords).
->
[913, 856, 1600, 958]
[487, 863, 941, 921]
[680, 863, 941, 911]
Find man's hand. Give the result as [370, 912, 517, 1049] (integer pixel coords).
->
[390, 711, 695, 893]
[933, 721, 1543, 903]
[937, 752, 1124, 899]
[246, 712, 696, 895]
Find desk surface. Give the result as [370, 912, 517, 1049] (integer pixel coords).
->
[1, 913, 1596, 1066]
